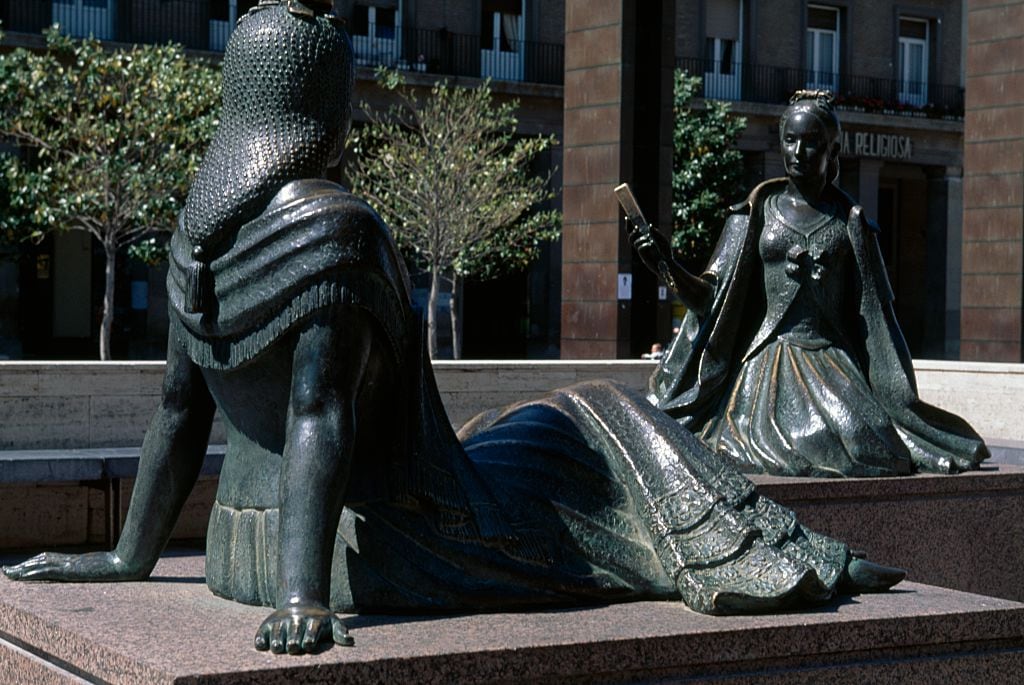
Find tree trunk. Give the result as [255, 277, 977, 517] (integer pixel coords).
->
[427, 265, 439, 359]
[99, 240, 117, 361]
[450, 273, 462, 360]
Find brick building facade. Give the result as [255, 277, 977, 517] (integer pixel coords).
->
[2, 1, 1016, 362]
[560, 0, 970, 359]
[698, 0, 968, 362]
[0, 0, 568, 359]
[560, 0, 676, 359]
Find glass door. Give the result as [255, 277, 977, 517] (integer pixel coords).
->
[209, 0, 236, 52]
[806, 5, 839, 91]
[704, 38, 742, 100]
[481, 0, 525, 82]
[898, 18, 929, 106]
[703, 0, 742, 100]
[351, 1, 403, 67]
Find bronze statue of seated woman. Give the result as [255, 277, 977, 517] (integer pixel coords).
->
[633, 90, 988, 478]
[4, 2, 902, 656]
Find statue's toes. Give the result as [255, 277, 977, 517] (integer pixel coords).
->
[331, 616, 355, 647]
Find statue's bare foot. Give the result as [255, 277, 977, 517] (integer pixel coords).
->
[3, 551, 142, 582]
[254, 602, 354, 654]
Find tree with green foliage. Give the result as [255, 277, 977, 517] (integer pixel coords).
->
[0, 28, 220, 359]
[349, 70, 560, 359]
[672, 71, 747, 268]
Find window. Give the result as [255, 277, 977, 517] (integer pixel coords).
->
[703, 0, 743, 99]
[375, 8, 397, 40]
[349, 1, 403, 67]
[898, 18, 929, 106]
[806, 5, 839, 91]
[351, 3, 397, 40]
[481, 0, 525, 81]
[351, 5, 369, 35]
[210, 0, 231, 22]
[482, 0, 523, 53]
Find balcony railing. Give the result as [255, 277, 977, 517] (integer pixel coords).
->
[677, 56, 964, 120]
[0, 3, 564, 86]
[349, 24, 563, 85]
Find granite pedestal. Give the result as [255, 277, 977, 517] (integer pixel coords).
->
[1, 552, 1023, 684]
[753, 463, 1024, 602]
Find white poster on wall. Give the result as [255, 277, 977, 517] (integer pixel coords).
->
[618, 273, 632, 300]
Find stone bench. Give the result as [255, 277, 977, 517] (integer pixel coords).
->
[1, 359, 1022, 449]
[987, 438, 1024, 465]
[0, 446, 225, 550]
[0, 445, 226, 483]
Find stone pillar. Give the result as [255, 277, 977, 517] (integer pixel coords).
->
[943, 168, 964, 360]
[922, 167, 963, 360]
[855, 159, 883, 225]
[961, 0, 1024, 362]
[560, 0, 675, 359]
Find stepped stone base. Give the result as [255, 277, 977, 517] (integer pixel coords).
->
[1, 552, 1022, 684]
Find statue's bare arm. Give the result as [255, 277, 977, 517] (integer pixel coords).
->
[254, 310, 372, 654]
[3, 337, 216, 582]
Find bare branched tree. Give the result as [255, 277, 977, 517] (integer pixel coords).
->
[350, 70, 560, 359]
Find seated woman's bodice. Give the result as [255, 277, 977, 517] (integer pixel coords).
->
[743, 193, 852, 358]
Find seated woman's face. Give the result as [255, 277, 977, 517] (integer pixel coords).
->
[781, 110, 831, 183]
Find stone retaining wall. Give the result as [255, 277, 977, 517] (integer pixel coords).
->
[0, 359, 1021, 449]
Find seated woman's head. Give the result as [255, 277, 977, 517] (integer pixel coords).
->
[779, 90, 842, 186]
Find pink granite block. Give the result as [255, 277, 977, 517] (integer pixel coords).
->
[0, 552, 1023, 683]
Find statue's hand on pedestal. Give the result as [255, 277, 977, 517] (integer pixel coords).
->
[254, 602, 354, 654]
[2, 551, 144, 582]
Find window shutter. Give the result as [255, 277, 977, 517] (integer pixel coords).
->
[705, 0, 740, 41]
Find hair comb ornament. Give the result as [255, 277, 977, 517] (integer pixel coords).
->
[789, 89, 836, 113]
[254, 0, 335, 18]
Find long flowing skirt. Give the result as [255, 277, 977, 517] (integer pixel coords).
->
[705, 336, 937, 477]
[206, 381, 850, 615]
